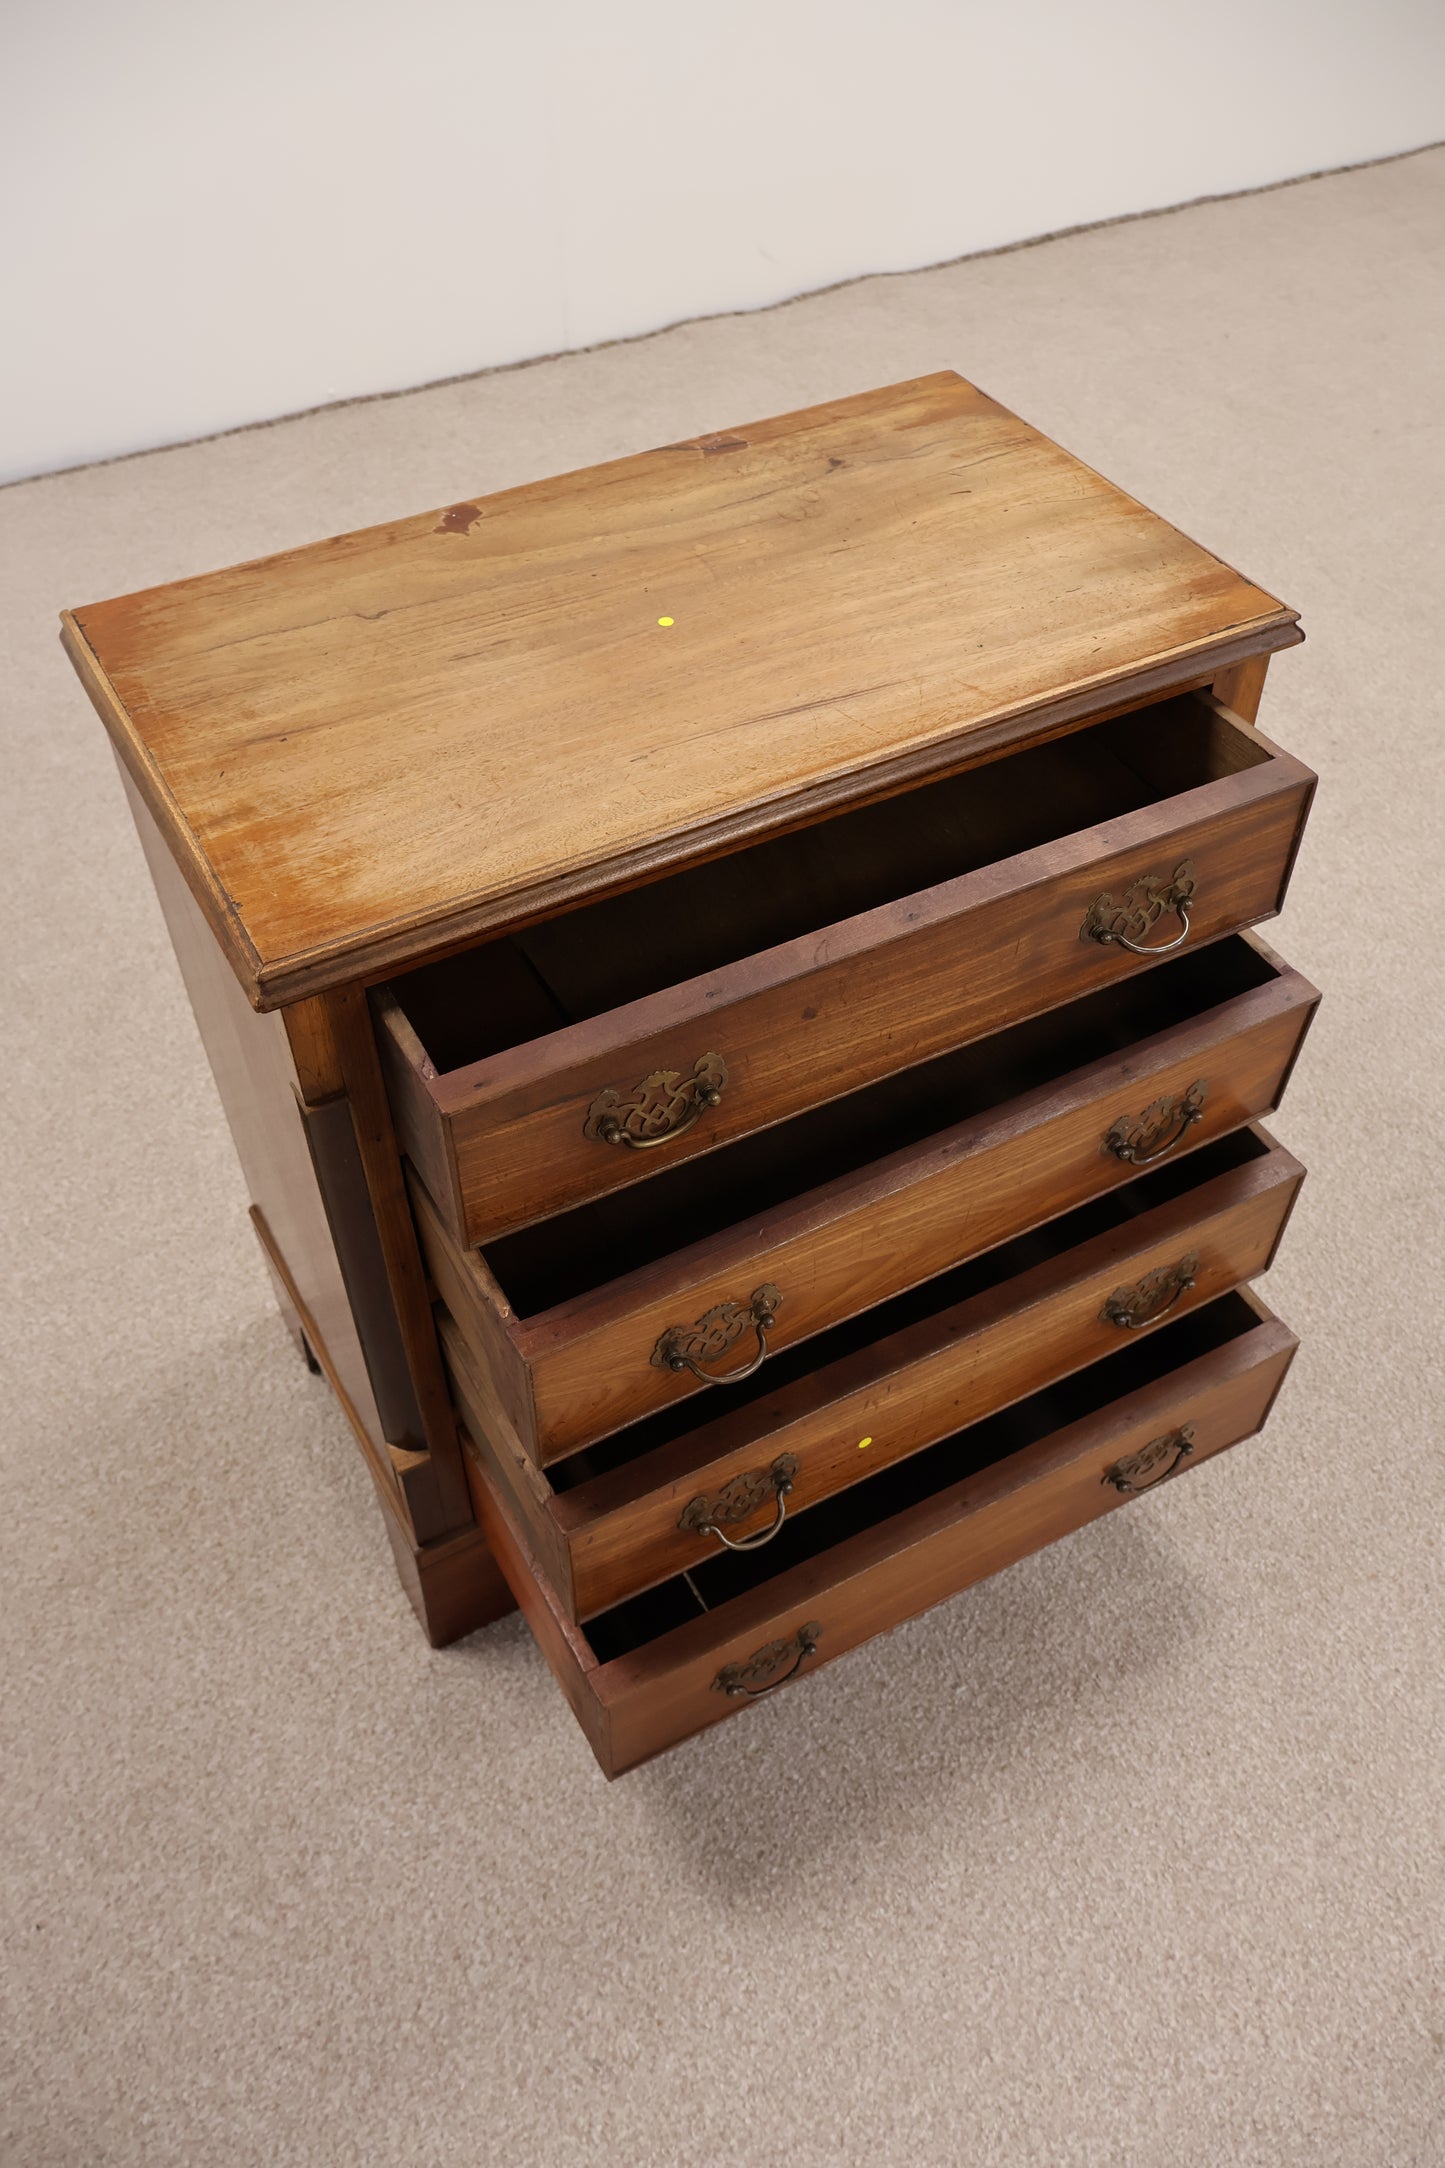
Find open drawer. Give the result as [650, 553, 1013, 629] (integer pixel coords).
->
[444, 1124, 1304, 1622]
[412, 932, 1318, 1463]
[378, 692, 1314, 1243]
[470, 1289, 1299, 1776]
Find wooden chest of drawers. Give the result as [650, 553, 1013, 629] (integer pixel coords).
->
[63, 372, 1318, 1776]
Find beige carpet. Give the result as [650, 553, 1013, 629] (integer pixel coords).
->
[4, 147, 1444, 2168]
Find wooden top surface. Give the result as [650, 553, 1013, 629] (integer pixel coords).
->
[63, 371, 1296, 1008]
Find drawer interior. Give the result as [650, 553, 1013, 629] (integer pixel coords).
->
[483, 934, 1280, 1316]
[391, 692, 1266, 1073]
[544, 1125, 1274, 1496]
[583, 1290, 1267, 1664]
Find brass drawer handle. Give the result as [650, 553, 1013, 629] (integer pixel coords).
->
[1100, 1252, 1199, 1331]
[1082, 858, 1197, 955]
[714, 1621, 821, 1698]
[1103, 1423, 1196, 1493]
[679, 1454, 798, 1551]
[1103, 1079, 1207, 1166]
[652, 1283, 782, 1384]
[584, 1052, 728, 1149]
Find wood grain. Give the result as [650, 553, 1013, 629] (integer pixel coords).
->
[253, 1203, 514, 1640]
[601, 1299, 1298, 1775]
[250, 1205, 398, 1511]
[418, 939, 1318, 1461]
[412, 1175, 539, 1452]
[63, 373, 1298, 1007]
[299, 1096, 429, 1454]
[282, 997, 344, 1105]
[466, 1446, 615, 1770]
[382, 699, 1315, 1243]
[1212, 653, 1271, 724]
[117, 761, 386, 1452]
[447, 1129, 1303, 1621]
[474, 1296, 1297, 1775]
[379, 1506, 517, 1649]
[374, 986, 466, 1232]
[325, 983, 474, 1534]
[445, 1319, 574, 1601]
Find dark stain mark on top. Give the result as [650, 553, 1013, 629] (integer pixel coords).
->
[699, 435, 749, 456]
[436, 503, 483, 535]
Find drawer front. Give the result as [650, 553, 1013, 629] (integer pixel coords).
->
[380, 697, 1314, 1245]
[414, 935, 1317, 1464]
[443, 1128, 1303, 1621]
[469, 1294, 1298, 1776]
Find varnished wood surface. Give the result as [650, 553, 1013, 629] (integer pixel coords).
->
[250, 1206, 398, 1510]
[382, 699, 1314, 1243]
[446, 1321, 576, 1602]
[379, 1507, 517, 1649]
[325, 984, 474, 1534]
[444, 1129, 1304, 1621]
[63, 373, 1297, 1008]
[282, 997, 344, 1106]
[117, 763, 387, 1456]
[464, 1447, 615, 1768]
[253, 1202, 514, 1641]
[414, 938, 1318, 1462]
[299, 1094, 429, 1459]
[473, 1296, 1298, 1776]
[1212, 653, 1271, 724]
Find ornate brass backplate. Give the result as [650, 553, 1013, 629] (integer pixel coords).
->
[583, 1051, 728, 1149]
[1102, 1423, 1196, 1494]
[1100, 1252, 1200, 1330]
[651, 1283, 782, 1382]
[1103, 1079, 1208, 1166]
[678, 1454, 799, 1535]
[1081, 858, 1197, 950]
[713, 1621, 822, 1698]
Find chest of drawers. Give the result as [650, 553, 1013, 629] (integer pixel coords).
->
[63, 372, 1317, 1776]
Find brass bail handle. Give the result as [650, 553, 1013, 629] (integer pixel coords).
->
[651, 1284, 782, 1386]
[713, 1622, 822, 1699]
[1102, 1424, 1197, 1494]
[1100, 1252, 1200, 1331]
[1104, 1080, 1208, 1168]
[584, 1052, 728, 1150]
[678, 1454, 798, 1553]
[1082, 858, 1197, 956]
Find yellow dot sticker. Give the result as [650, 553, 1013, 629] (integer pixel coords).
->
[858, 1436, 873, 1450]
[657, 615, 674, 627]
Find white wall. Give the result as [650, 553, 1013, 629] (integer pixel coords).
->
[4, 0, 1443, 485]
